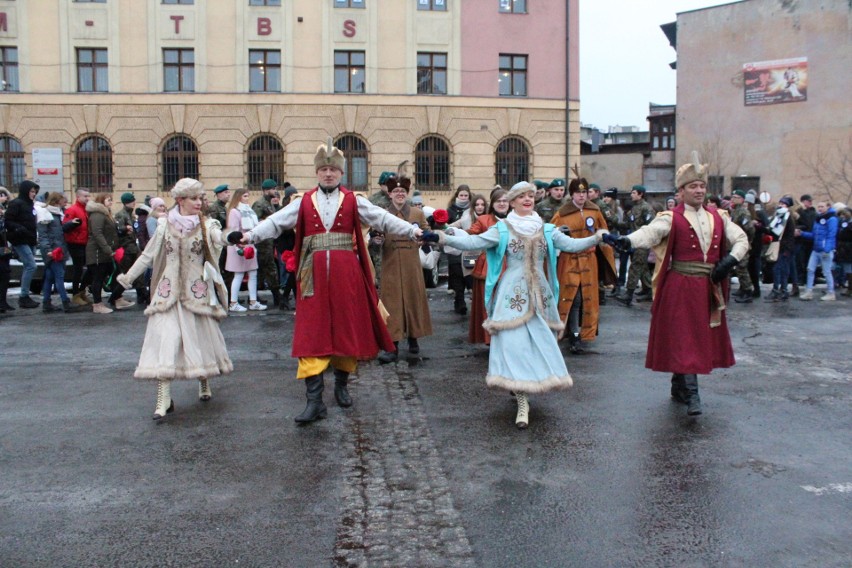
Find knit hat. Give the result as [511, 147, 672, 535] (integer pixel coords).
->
[314, 137, 346, 172]
[733, 190, 747, 198]
[120, 192, 136, 204]
[604, 188, 618, 198]
[411, 195, 424, 206]
[779, 196, 794, 207]
[631, 185, 647, 195]
[507, 181, 536, 202]
[261, 179, 278, 190]
[284, 186, 298, 198]
[744, 193, 756, 204]
[150, 197, 166, 210]
[170, 178, 204, 199]
[214, 184, 230, 194]
[675, 151, 709, 189]
[549, 178, 566, 189]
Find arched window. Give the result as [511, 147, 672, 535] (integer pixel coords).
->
[162, 134, 199, 190]
[334, 134, 368, 192]
[495, 136, 530, 188]
[246, 134, 285, 191]
[0, 135, 25, 189]
[415, 135, 451, 192]
[75, 135, 113, 192]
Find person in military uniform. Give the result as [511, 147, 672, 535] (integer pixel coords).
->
[534, 178, 566, 222]
[615, 185, 655, 306]
[729, 190, 756, 302]
[252, 179, 282, 306]
[111, 192, 148, 307]
[207, 184, 232, 286]
[368, 172, 398, 287]
[533, 180, 548, 205]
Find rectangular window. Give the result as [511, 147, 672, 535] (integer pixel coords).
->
[249, 50, 281, 92]
[249, 0, 281, 5]
[77, 48, 108, 93]
[416, 52, 447, 95]
[162, 0, 194, 4]
[498, 54, 527, 97]
[74, 0, 107, 3]
[334, 51, 365, 93]
[0, 47, 19, 92]
[499, 0, 526, 13]
[334, 0, 365, 7]
[163, 48, 194, 92]
[417, 0, 446, 11]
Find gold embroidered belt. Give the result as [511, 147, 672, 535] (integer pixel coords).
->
[671, 260, 725, 328]
[298, 232, 354, 299]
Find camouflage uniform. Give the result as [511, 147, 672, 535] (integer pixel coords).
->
[595, 198, 618, 231]
[731, 203, 755, 292]
[206, 197, 231, 285]
[368, 190, 392, 287]
[624, 199, 654, 292]
[252, 195, 280, 297]
[114, 206, 146, 300]
[534, 196, 564, 223]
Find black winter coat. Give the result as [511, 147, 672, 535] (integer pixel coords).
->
[836, 217, 852, 264]
[4, 188, 37, 246]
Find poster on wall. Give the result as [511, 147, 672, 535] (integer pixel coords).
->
[32, 148, 64, 194]
[743, 57, 808, 106]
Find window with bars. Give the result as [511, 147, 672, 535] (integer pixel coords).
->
[708, 175, 724, 195]
[77, 48, 108, 93]
[495, 136, 530, 188]
[499, 54, 527, 96]
[0, 136, 25, 189]
[417, 53, 447, 95]
[334, 51, 365, 93]
[75, 135, 113, 192]
[249, 50, 281, 92]
[334, 134, 368, 192]
[162, 135, 199, 190]
[334, 0, 365, 7]
[247, 135, 285, 190]
[499, 0, 526, 13]
[417, 0, 446, 11]
[163, 48, 194, 92]
[0, 47, 19, 92]
[650, 115, 675, 150]
[415, 136, 451, 191]
[250, 0, 281, 5]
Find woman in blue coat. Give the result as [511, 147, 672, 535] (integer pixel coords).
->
[430, 181, 606, 429]
[798, 201, 838, 301]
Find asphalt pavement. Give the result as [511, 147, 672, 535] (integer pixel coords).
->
[1, 283, 850, 567]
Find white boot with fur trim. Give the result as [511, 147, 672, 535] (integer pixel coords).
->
[153, 380, 174, 420]
[198, 378, 212, 401]
[515, 393, 530, 429]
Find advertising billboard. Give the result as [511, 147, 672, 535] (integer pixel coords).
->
[743, 57, 808, 106]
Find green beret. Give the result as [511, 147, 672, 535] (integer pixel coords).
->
[261, 179, 278, 190]
[589, 183, 601, 190]
[378, 172, 397, 186]
[533, 180, 548, 190]
[733, 190, 747, 198]
[214, 184, 229, 194]
[549, 179, 566, 189]
[120, 192, 136, 204]
[631, 185, 647, 194]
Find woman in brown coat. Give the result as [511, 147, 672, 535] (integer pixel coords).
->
[85, 193, 121, 314]
[377, 181, 433, 363]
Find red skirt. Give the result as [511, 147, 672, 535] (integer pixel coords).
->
[468, 277, 490, 345]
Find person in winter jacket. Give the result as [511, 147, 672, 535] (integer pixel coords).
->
[765, 196, 797, 302]
[4, 180, 40, 308]
[835, 208, 852, 296]
[0, 186, 14, 312]
[62, 188, 92, 305]
[112, 192, 148, 306]
[37, 192, 81, 313]
[85, 193, 123, 314]
[797, 201, 838, 301]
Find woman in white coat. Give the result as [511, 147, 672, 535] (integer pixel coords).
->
[225, 188, 266, 312]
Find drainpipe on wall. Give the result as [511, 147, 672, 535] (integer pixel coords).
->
[565, 1, 572, 176]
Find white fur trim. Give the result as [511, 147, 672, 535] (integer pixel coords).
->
[486, 373, 573, 393]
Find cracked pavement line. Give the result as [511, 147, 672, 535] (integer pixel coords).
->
[333, 362, 476, 568]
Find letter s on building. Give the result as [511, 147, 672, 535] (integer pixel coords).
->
[343, 20, 356, 38]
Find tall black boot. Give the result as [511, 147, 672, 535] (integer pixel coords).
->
[271, 287, 281, 307]
[0, 279, 13, 311]
[333, 369, 352, 408]
[294, 374, 327, 423]
[615, 288, 634, 307]
[683, 374, 702, 416]
[670, 374, 688, 404]
[378, 342, 399, 364]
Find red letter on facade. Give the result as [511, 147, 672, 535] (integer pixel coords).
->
[343, 20, 356, 38]
[258, 17, 271, 36]
[0, 13, 7, 33]
[170, 15, 184, 34]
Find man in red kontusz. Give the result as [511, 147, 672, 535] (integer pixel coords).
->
[232, 139, 424, 424]
[62, 187, 93, 305]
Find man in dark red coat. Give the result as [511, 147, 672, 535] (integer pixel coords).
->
[610, 153, 749, 416]
[237, 139, 424, 423]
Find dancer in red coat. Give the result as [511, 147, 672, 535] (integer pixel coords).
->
[608, 153, 749, 416]
[235, 139, 423, 423]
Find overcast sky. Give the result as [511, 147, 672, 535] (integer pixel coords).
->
[579, 0, 733, 131]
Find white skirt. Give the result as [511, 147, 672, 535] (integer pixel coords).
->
[134, 303, 233, 381]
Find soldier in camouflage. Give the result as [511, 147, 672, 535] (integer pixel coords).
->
[730, 190, 756, 302]
[616, 185, 655, 306]
[252, 179, 281, 306]
[534, 178, 566, 222]
[207, 184, 232, 286]
[368, 172, 398, 288]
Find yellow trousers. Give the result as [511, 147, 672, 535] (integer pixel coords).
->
[296, 356, 358, 379]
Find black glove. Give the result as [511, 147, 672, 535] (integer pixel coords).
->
[558, 225, 570, 235]
[227, 231, 244, 245]
[421, 231, 440, 243]
[711, 254, 738, 284]
[603, 233, 631, 252]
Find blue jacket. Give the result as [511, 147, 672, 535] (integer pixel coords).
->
[801, 208, 838, 253]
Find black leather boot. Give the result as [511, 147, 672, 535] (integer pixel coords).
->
[0, 279, 13, 311]
[635, 288, 652, 302]
[378, 342, 399, 364]
[271, 287, 281, 307]
[407, 337, 420, 354]
[683, 374, 702, 416]
[568, 334, 585, 354]
[670, 374, 688, 404]
[615, 288, 634, 307]
[294, 374, 327, 423]
[333, 369, 352, 408]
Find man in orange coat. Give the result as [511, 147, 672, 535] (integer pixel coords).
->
[549, 178, 616, 353]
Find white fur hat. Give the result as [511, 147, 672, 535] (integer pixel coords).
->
[171, 178, 204, 199]
[506, 181, 536, 202]
[314, 137, 346, 172]
[675, 151, 709, 189]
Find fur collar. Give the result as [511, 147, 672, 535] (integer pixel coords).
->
[557, 199, 600, 217]
[86, 201, 113, 219]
